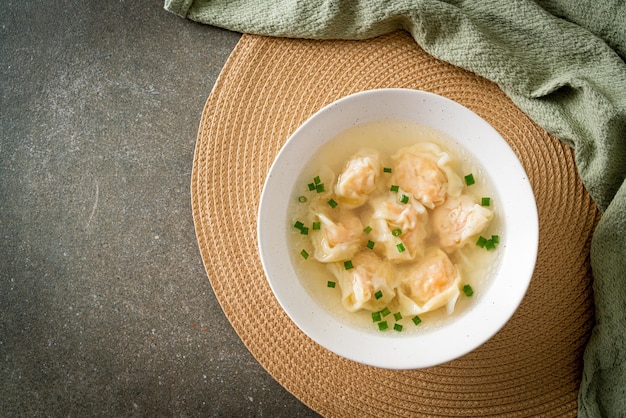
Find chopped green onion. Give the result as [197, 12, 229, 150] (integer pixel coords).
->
[315, 183, 325, 193]
[300, 227, 309, 235]
[390, 185, 399, 192]
[327, 199, 338, 208]
[393, 312, 403, 321]
[374, 290, 383, 300]
[327, 281, 336, 288]
[298, 195, 307, 203]
[464, 173, 475, 186]
[396, 243, 406, 253]
[363, 226, 372, 234]
[400, 194, 409, 204]
[372, 311, 382, 322]
[380, 307, 391, 317]
[300, 249, 309, 259]
[412, 315, 422, 326]
[393, 323, 403, 332]
[481, 197, 491, 206]
[477, 235, 498, 250]
[391, 228, 402, 237]
[344, 260, 354, 270]
[463, 284, 474, 296]
[383, 167, 392, 173]
[314, 176, 321, 185]
[294, 221, 305, 230]
[366, 240, 375, 250]
[312, 221, 321, 230]
[307, 182, 316, 191]
[378, 321, 389, 331]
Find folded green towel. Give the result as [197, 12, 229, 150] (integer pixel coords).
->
[165, 1, 626, 415]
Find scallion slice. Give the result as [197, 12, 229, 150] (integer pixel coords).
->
[312, 221, 321, 230]
[391, 228, 402, 237]
[300, 249, 309, 259]
[491, 234, 500, 244]
[393, 323, 403, 332]
[383, 167, 392, 173]
[315, 183, 325, 193]
[400, 194, 409, 204]
[344, 260, 353, 270]
[463, 284, 474, 296]
[412, 315, 422, 326]
[314, 176, 321, 185]
[393, 312, 402, 321]
[298, 195, 307, 203]
[372, 311, 381, 322]
[366, 240, 375, 250]
[390, 185, 399, 192]
[396, 242, 406, 253]
[378, 321, 389, 331]
[481, 197, 490, 206]
[485, 239, 496, 250]
[464, 173, 475, 186]
[300, 227, 309, 235]
[294, 221, 305, 230]
[476, 236, 487, 248]
[363, 226, 372, 234]
[380, 307, 391, 317]
[374, 290, 383, 300]
[327, 199, 338, 208]
[307, 183, 315, 191]
[327, 281, 336, 288]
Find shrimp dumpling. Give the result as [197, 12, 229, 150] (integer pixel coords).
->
[397, 248, 462, 316]
[311, 211, 363, 263]
[328, 251, 396, 312]
[368, 191, 429, 262]
[391, 142, 463, 209]
[431, 194, 493, 252]
[334, 148, 382, 208]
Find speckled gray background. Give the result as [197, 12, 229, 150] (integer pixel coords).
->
[0, 1, 319, 416]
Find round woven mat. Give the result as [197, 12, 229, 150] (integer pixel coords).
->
[192, 31, 600, 417]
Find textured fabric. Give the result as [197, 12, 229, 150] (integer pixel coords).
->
[165, 1, 626, 416]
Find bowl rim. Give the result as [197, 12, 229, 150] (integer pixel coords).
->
[257, 88, 538, 369]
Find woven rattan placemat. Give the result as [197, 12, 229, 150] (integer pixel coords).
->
[191, 31, 600, 417]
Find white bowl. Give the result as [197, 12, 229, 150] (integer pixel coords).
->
[258, 88, 538, 369]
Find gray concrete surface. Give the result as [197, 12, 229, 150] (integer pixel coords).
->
[1, 1, 320, 416]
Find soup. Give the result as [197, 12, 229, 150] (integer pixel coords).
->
[288, 120, 502, 334]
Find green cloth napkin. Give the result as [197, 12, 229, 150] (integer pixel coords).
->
[165, 1, 626, 415]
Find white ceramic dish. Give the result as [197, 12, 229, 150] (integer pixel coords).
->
[258, 88, 538, 369]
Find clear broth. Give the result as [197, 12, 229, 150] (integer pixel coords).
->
[288, 120, 503, 335]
